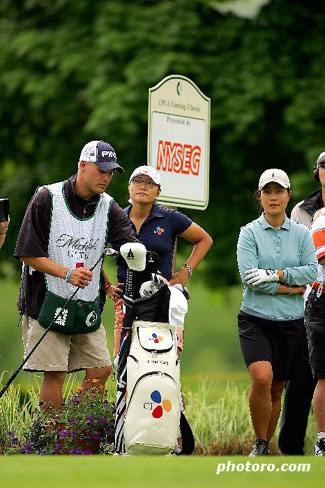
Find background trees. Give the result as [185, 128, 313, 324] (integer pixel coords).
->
[1, 0, 325, 284]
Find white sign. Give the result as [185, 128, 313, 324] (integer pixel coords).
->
[148, 75, 210, 210]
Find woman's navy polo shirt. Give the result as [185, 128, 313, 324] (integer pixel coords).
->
[117, 204, 192, 282]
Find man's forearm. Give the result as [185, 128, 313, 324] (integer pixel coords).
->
[20, 256, 69, 280]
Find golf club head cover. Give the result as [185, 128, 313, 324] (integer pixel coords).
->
[120, 242, 147, 271]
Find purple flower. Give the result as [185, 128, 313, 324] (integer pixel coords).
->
[70, 430, 77, 437]
[8, 431, 14, 436]
[21, 448, 33, 455]
[55, 443, 63, 451]
[71, 447, 82, 455]
[11, 437, 19, 445]
[59, 429, 69, 438]
[69, 398, 80, 405]
[69, 418, 76, 424]
[92, 433, 100, 440]
[86, 416, 94, 423]
[20, 442, 33, 454]
[82, 449, 93, 455]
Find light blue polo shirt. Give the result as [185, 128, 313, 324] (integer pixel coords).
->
[237, 213, 317, 320]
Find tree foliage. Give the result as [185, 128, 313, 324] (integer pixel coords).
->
[1, 0, 325, 284]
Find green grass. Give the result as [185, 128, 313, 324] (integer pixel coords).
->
[0, 456, 323, 488]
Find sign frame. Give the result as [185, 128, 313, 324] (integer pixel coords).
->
[148, 74, 210, 210]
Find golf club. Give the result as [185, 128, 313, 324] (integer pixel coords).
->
[0, 246, 120, 398]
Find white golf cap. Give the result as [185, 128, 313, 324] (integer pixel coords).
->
[129, 165, 161, 186]
[258, 168, 290, 191]
[316, 152, 325, 166]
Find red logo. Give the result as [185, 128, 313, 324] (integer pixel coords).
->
[156, 140, 201, 175]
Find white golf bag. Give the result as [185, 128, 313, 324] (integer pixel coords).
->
[124, 319, 181, 454]
[116, 243, 191, 455]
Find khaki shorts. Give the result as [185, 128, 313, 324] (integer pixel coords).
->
[22, 315, 111, 373]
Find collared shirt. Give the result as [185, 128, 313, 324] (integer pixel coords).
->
[15, 175, 138, 319]
[117, 204, 192, 282]
[237, 213, 317, 320]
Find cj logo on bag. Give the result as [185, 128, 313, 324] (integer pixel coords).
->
[143, 390, 172, 418]
[54, 307, 68, 327]
[149, 332, 164, 344]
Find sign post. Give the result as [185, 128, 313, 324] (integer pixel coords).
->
[148, 75, 210, 210]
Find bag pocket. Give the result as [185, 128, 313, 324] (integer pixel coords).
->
[136, 326, 173, 353]
[124, 371, 180, 455]
[38, 291, 101, 335]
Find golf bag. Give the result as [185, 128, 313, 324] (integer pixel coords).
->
[124, 291, 182, 454]
[115, 245, 194, 455]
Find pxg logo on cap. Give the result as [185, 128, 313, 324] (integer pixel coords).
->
[80, 140, 124, 173]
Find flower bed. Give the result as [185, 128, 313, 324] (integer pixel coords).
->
[7, 381, 115, 455]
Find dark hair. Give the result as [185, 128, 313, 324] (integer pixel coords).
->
[254, 190, 263, 216]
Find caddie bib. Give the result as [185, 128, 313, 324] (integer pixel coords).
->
[38, 181, 113, 334]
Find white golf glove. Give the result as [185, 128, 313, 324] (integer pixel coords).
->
[245, 268, 279, 286]
[120, 243, 147, 271]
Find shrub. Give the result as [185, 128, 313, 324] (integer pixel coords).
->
[6, 380, 115, 455]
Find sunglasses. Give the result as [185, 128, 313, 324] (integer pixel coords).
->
[131, 178, 157, 188]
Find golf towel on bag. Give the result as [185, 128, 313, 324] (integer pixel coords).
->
[124, 320, 180, 455]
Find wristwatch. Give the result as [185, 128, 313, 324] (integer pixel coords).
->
[183, 263, 193, 277]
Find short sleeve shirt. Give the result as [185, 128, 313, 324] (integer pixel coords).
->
[15, 175, 138, 319]
[117, 204, 192, 282]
